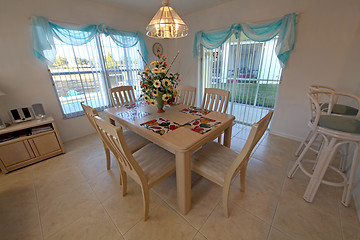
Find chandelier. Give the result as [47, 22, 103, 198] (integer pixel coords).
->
[146, 0, 188, 39]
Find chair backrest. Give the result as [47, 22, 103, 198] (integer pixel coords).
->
[308, 91, 360, 126]
[110, 86, 136, 106]
[93, 116, 147, 185]
[201, 88, 230, 113]
[81, 102, 99, 130]
[225, 110, 274, 182]
[309, 85, 336, 92]
[176, 85, 196, 106]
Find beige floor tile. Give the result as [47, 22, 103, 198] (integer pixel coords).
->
[267, 227, 294, 240]
[87, 167, 122, 203]
[273, 195, 342, 240]
[124, 202, 197, 240]
[252, 143, 295, 168]
[342, 222, 360, 240]
[0, 180, 42, 240]
[102, 177, 163, 234]
[38, 181, 102, 238]
[338, 198, 360, 228]
[228, 177, 280, 224]
[34, 166, 87, 202]
[245, 157, 287, 193]
[0, 166, 34, 188]
[193, 232, 208, 240]
[151, 172, 178, 202]
[200, 203, 270, 240]
[46, 208, 123, 240]
[75, 150, 108, 180]
[230, 136, 247, 153]
[283, 170, 339, 216]
[163, 177, 222, 230]
[234, 125, 252, 140]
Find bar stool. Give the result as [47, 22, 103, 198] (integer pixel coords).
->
[295, 85, 358, 157]
[288, 90, 360, 206]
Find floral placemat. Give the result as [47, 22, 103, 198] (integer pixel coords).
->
[182, 117, 221, 134]
[140, 117, 180, 135]
[117, 110, 150, 121]
[180, 106, 211, 116]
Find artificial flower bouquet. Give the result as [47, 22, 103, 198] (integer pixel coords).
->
[139, 54, 180, 109]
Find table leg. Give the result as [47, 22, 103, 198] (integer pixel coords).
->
[176, 151, 192, 214]
[223, 124, 232, 148]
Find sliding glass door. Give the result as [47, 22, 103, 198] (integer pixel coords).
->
[200, 33, 283, 125]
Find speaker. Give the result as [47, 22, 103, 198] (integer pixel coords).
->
[31, 103, 46, 119]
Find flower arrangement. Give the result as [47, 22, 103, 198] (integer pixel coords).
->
[139, 54, 180, 110]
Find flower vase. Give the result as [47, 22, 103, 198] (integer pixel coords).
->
[156, 96, 165, 113]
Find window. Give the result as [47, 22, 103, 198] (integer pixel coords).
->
[48, 34, 144, 118]
[201, 33, 283, 125]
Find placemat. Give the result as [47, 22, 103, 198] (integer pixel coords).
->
[117, 110, 150, 121]
[182, 117, 221, 134]
[180, 106, 211, 116]
[140, 117, 180, 135]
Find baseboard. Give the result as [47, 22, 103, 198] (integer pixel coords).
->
[269, 129, 303, 142]
[353, 188, 360, 222]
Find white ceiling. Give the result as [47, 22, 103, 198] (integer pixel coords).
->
[89, 0, 235, 17]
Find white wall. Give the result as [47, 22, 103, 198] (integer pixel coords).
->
[0, 0, 167, 142]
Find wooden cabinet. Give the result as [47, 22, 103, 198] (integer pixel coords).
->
[0, 117, 64, 173]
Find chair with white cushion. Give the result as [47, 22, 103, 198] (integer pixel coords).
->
[81, 102, 150, 169]
[93, 116, 176, 221]
[110, 86, 136, 106]
[192, 110, 273, 217]
[176, 85, 196, 106]
[288, 90, 360, 206]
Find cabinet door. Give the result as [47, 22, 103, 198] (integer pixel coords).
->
[30, 132, 61, 156]
[0, 141, 34, 167]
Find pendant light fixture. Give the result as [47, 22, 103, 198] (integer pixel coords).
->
[146, 0, 188, 39]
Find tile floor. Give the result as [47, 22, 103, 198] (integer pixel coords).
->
[0, 124, 359, 240]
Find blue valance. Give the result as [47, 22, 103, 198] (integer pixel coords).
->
[31, 16, 148, 65]
[193, 13, 296, 67]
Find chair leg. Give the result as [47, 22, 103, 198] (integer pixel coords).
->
[295, 129, 313, 157]
[240, 164, 248, 192]
[222, 183, 231, 218]
[217, 135, 222, 144]
[303, 137, 337, 203]
[120, 169, 127, 196]
[141, 186, 150, 221]
[103, 143, 111, 170]
[342, 143, 359, 206]
[288, 132, 319, 178]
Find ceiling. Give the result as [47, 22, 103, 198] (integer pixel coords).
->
[89, 0, 235, 17]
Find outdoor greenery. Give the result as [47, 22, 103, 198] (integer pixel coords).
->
[214, 83, 279, 108]
[53, 56, 68, 67]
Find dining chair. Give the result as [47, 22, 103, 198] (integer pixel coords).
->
[93, 116, 176, 221]
[81, 102, 150, 169]
[288, 90, 360, 206]
[176, 85, 196, 106]
[192, 110, 273, 217]
[110, 86, 137, 106]
[201, 88, 230, 113]
[202, 88, 230, 143]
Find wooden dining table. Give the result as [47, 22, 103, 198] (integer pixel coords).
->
[105, 103, 235, 214]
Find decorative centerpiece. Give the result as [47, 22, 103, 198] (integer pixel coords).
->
[139, 53, 180, 113]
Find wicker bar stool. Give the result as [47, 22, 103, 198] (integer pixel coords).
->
[288, 90, 360, 206]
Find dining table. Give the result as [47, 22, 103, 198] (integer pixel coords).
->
[105, 103, 235, 214]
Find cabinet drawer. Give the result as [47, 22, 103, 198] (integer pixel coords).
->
[0, 141, 34, 167]
[29, 132, 61, 156]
